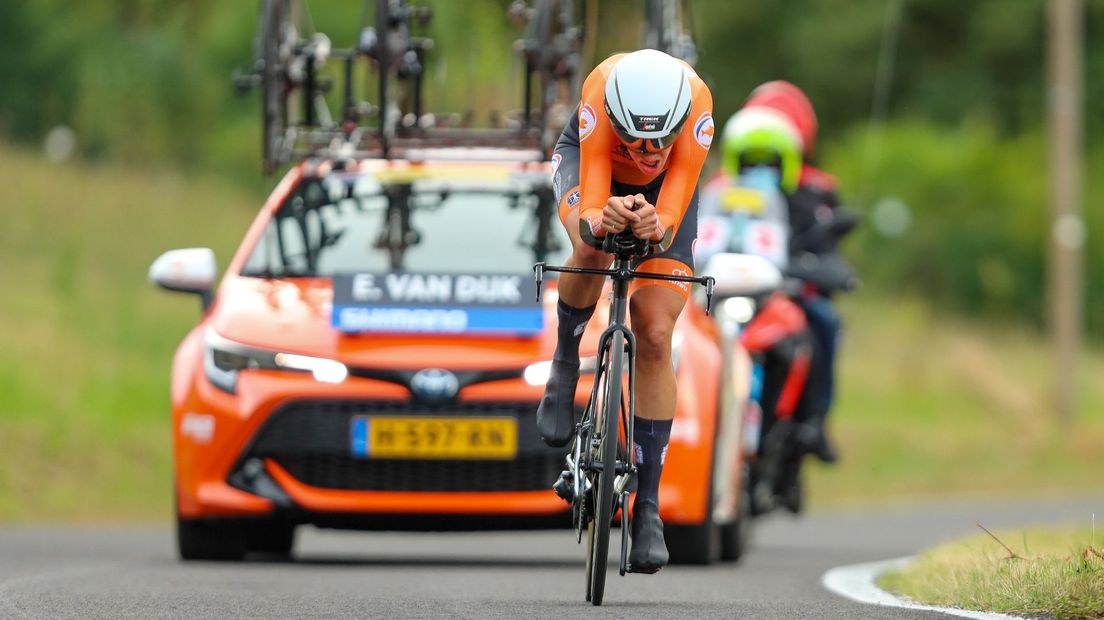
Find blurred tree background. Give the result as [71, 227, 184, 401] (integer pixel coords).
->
[2, 0, 1102, 333]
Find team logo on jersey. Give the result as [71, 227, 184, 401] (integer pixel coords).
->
[566, 189, 581, 207]
[694, 112, 715, 149]
[579, 104, 597, 141]
[671, 267, 691, 292]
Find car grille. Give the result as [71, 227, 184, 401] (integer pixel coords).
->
[241, 399, 568, 493]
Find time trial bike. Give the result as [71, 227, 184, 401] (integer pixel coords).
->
[534, 229, 714, 606]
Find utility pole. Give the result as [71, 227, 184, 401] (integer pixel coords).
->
[1047, 0, 1084, 425]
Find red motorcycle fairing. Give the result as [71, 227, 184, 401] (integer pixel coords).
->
[740, 293, 812, 422]
[739, 293, 808, 353]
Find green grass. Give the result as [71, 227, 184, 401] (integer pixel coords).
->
[879, 525, 1104, 619]
[0, 143, 259, 521]
[0, 141, 1103, 521]
[808, 294, 1104, 507]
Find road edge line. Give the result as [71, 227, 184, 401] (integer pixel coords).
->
[820, 556, 1027, 620]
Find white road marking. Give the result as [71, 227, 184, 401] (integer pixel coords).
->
[821, 556, 1028, 619]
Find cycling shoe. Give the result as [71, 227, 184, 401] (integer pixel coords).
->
[628, 503, 668, 573]
[536, 360, 580, 447]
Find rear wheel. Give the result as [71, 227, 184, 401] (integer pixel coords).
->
[177, 516, 246, 561]
[587, 330, 624, 606]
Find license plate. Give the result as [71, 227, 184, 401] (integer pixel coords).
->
[350, 416, 518, 460]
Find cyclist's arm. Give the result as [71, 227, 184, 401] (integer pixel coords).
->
[576, 57, 622, 241]
[654, 81, 714, 245]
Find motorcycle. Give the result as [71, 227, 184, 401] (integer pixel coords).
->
[699, 168, 857, 516]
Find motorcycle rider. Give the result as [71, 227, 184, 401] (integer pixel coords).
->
[717, 82, 851, 464]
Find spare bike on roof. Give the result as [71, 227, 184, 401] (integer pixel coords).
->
[234, 0, 590, 174]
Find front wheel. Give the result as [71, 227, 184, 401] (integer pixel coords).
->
[587, 329, 625, 606]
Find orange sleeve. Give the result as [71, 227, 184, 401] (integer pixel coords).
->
[577, 55, 622, 238]
[654, 77, 714, 239]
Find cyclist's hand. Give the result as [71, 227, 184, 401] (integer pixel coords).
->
[601, 195, 641, 234]
[629, 198, 660, 240]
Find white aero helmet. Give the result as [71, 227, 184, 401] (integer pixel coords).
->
[604, 49, 693, 152]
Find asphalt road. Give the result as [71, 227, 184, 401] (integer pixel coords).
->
[1, 495, 1101, 619]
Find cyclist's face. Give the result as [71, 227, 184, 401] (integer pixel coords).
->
[625, 143, 674, 175]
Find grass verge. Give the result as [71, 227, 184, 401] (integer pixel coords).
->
[879, 525, 1104, 620]
[0, 143, 259, 521]
[808, 293, 1104, 507]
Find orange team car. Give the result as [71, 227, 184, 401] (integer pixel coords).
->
[150, 151, 751, 563]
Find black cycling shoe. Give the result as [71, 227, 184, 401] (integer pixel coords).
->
[628, 503, 668, 574]
[796, 422, 839, 465]
[810, 431, 839, 464]
[536, 360, 580, 448]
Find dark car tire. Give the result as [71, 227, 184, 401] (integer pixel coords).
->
[720, 466, 753, 562]
[665, 519, 721, 565]
[245, 522, 296, 556]
[177, 516, 247, 561]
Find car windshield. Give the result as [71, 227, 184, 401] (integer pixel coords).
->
[241, 168, 569, 277]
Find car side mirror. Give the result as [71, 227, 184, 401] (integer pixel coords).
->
[149, 248, 217, 310]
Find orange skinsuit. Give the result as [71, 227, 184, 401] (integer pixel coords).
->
[576, 53, 714, 245]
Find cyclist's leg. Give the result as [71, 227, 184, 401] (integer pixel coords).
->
[624, 276, 685, 572]
[628, 188, 698, 431]
[538, 135, 611, 447]
[623, 195, 697, 572]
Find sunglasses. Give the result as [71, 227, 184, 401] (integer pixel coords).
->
[606, 104, 690, 154]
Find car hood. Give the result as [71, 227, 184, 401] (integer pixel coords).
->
[211, 275, 608, 369]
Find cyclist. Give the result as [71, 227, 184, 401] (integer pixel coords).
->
[537, 48, 713, 574]
[719, 81, 849, 464]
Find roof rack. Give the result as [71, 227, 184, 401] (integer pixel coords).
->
[234, 0, 587, 175]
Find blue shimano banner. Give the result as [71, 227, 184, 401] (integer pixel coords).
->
[331, 272, 543, 336]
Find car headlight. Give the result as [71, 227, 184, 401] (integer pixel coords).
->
[523, 356, 598, 386]
[204, 329, 348, 394]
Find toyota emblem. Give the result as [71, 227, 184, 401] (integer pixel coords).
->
[410, 368, 460, 401]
